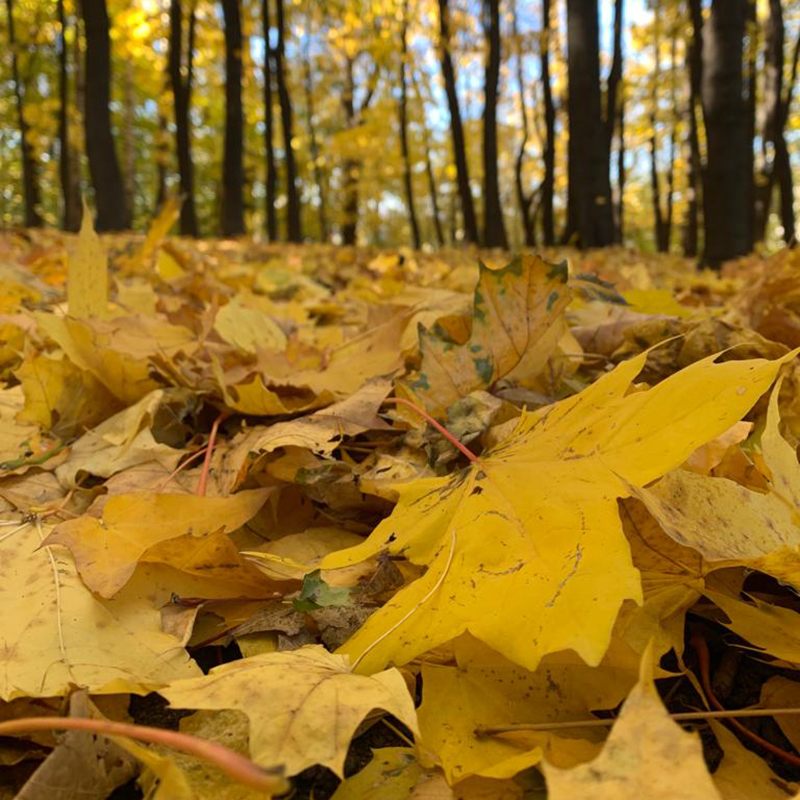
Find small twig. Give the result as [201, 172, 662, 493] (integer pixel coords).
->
[156, 447, 209, 492]
[196, 410, 230, 497]
[383, 398, 480, 464]
[476, 707, 800, 737]
[691, 629, 800, 768]
[351, 525, 458, 672]
[0, 716, 288, 793]
[0, 441, 67, 472]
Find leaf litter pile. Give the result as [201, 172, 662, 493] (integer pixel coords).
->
[5, 209, 800, 798]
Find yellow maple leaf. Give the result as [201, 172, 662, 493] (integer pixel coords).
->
[160, 645, 419, 778]
[0, 521, 199, 699]
[542, 650, 722, 800]
[67, 202, 108, 319]
[405, 256, 573, 417]
[322, 351, 792, 674]
[45, 488, 271, 598]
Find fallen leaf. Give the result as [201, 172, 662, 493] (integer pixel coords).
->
[161, 645, 419, 777]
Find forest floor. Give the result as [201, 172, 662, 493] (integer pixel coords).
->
[1, 208, 800, 799]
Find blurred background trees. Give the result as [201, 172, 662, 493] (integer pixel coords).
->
[1, 0, 799, 264]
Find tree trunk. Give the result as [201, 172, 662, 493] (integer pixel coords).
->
[540, 0, 555, 245]
[617, 94, 625, 242]
[275, 0, 301, 242]
[682, 0, 703, 257]
[565, 0, 614, 248]
[744, 0, 756, 248]
[6, 0, 42, 228]
[513, 2, 534, 246]
[648, 20, 665, 253]
[57, 0, 80, 231]
[399, 0, 421, 249]
[413, 72, 445, 246]
[220, 0, 245, 236]
[607, 0, 623, 243]
[122, 58, 136, 223]
[169, 0, 198, 235]
[701, 0, 750, 266]
[754, 0, 796, 245]
[481, 0, 507, 248]
[302, 6, 327, 241]
[664, 34, 677, 251]
[154, 108, 168, 211]
[80, 0, 129, 231]
[262, 0, 277, 241]
[437, 0, 479, 244]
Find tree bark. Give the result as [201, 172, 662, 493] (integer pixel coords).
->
[617, 94, 625, 242]
[755, 0, 796, 245]
[220, 0, 245, 236]
[437, 0, 479, 244]
[80, 0, 129, 230]
[565, 0, 614, 248]
[399, 0, 421, 249]
[122, 58, 136, 223]
[481, 0, 507, 248]
[57, 0, 80, 231]
[275, 0, 301, 241]
[513, 1, 534, 246]
[607, 0, 623, 243]
[744, 0, 756, 248]
[302, 5, 327, 241]
[262, 0, 277, 241]
[169, 0, 198, 235]
[701, 0, 750, 266]
[540, 0, 555, 245]
[6, 0, 42, 228]
[412, 72, 445, 246]
[649, 12, 665, 252]
[682, 0, 703, 257]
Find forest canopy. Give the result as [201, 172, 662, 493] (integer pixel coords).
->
[1, 0, 799, 265]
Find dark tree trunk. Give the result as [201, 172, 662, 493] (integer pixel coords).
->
[513, 2, 534, 246]
[607, 0, 623, 243]
[275, 0, 301, 242]
[80, 0, 129, 231]
[154, 108, 168, 211]
[701, 0, 750, 266]
[540, 0, 555, 246]
[302, 7, 327, 241]
[57, 0, 80, 231]
[755, 0, 796, 245]
[664, 35, 677, 251]
[745, 0, 756, 248]
[617, 95, 625, 242]
[437, 0, 479, 244]
[262, 0, 277, 241]
[169, 0, 198, 236]
[221, 0, 245, 236]
[565, 0, 614, 248]
[683, 0, 703, 257]
[481, 0, 507, 248]
[399, 0, 421, 249]
[7, 0, 42, 228]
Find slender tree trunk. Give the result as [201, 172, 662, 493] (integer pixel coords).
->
[275, 0, 301, 242]
[154, 107, 168, 211]
[122, 59, 136, 223]
[57, 0, 80, 231]
[482, 0, 507, 248]
[755, 0, 796, 245]
[437, 0, 479, 244]
[262, 0, 277, 241]
[221, 0, 245, 236]
[664, 34, 677, 251]
[701, 0, 750, 266]
[302, 4, 327, 241]
[399, 0, 421, 249]
[617, 94, 625, 242]
[540, 0, 555, 245]
[607, 0, 623, 243]
[565, 0, 614, 247]
[6, 0, 42, 227]
[512, 2, 534, 246]
[341, 56, 358, 246]
[744, 0, 756, 248]
[683, 0, 703, 257]
[80, 0, 129, 230]
[169, 0, 198, 235]
[413, 72, 445, 247]
[648, 15, 665, 252]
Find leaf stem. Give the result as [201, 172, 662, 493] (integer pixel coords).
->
[0, 716, 288, 793]
[196, 410, 230, 497]
[383, 398, 480, 464]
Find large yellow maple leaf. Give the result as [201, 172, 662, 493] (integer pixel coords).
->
[323, 351, 793, 673]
